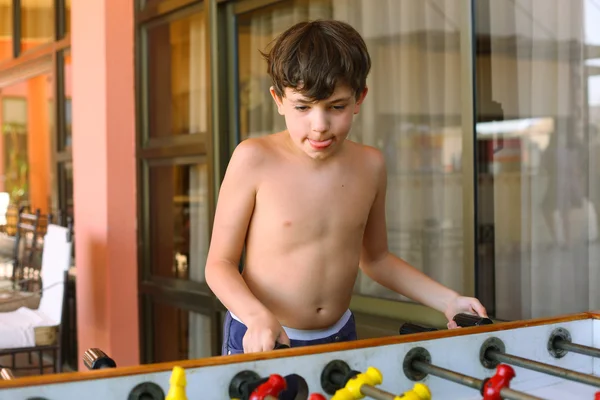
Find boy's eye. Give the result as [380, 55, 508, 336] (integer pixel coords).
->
[332, 105, 346, 110]
[295, 106, 308, 111]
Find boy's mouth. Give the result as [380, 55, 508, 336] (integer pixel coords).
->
[308, 138, 333, 149]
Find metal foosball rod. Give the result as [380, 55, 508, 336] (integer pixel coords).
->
[553, 338, 600, 358]
[410, 359, 540, 400]
[451, 315, 600, 388]
[484, 348, 600, 388]
[358, 383, 430, 400]
[331, 366, 431, 400]
[320, 361, 431, 400]
[451, 315, 600, 361]
[399, 315, 600, 395]
[359, 385, 405, 400]
[398, 317, 542, 399]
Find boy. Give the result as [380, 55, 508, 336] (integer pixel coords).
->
[205, 19, 487, 355]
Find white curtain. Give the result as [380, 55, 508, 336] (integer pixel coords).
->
[484, 0, 600, 320]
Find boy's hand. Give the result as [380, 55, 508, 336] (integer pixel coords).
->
[444, 295, 488, 329]
[243, 312, 290, 353]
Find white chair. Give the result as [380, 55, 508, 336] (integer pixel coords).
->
[0, 224, 73, 374]
[0, 192, 10, 226]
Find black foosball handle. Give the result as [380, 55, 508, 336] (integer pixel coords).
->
[83, 348, 117, 370]
[274, 342, 290, 350]
[399, 322, 438, 335]
[320, 360, 361, 395]
[453, 313, 493, 327]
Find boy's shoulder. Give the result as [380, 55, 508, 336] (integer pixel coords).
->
[344, 139, 387, 171]
[229, 134, 279, 167]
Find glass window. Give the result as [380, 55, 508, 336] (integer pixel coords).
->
[237, 0, 470, 300]
[58, 161, 73, 217]
[0, 72, 54, 214]
[21, 0, 55, 53]
[150, 299, 213, 362]
[0, 2, 12, 62]
[60, 49, 72, 150]
[148, 162, 211, 283]
[144, 11, 207, 140]
[474, 0, 600, 320]
[65, 0, 71, 37]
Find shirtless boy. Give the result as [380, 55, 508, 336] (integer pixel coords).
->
[205, 19, 487, 355]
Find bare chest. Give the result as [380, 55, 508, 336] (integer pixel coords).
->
[253, 173, 375, 239]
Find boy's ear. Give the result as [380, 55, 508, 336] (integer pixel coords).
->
[353, 86, 369, 115]
[269, 86, 285, 115]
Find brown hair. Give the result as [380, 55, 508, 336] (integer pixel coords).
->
[262, 19, 371, 101]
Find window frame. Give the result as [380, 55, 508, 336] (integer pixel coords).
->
[136, 0, 229, 360]
[0, 0, 71, 218]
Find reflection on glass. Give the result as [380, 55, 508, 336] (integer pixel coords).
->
[21, 0, 54, 53]
[62, 50, 72, 149]
[65, 0, 71, 36]
[146, 12, 207, 139]
[475, 0, 600, 320]
[0, 72, 54, 214]
[238, 0, 469, 300]
[0, 2, 12, 62]
[151, 300, 212, 362]
[149, 163, 210, 283]
[58, 161, 73, 217]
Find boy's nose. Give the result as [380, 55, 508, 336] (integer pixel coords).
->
[311, 114, 329, 133]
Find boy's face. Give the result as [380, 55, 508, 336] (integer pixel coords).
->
[270, 84, 368, 160]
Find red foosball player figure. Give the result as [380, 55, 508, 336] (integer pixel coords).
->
[249, 374, 287, 400]
[308, 394, 327, 400]
[595, 391, 600, 400]
[482, 364, 516, 400]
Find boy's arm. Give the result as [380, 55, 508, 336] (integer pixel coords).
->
[359, 149, 487, 322]
[204, 139, 272, 326]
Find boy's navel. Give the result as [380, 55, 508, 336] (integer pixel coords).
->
[283, 220, 292, 227]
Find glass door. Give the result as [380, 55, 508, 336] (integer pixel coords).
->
[0, 68, 54, 214]
[473, 0, 600, 320]
[137, 1, 225, 362]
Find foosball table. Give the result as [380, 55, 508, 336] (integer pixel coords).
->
[1, 312, 599, 399]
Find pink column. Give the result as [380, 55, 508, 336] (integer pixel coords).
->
[71, 0, 139, 368]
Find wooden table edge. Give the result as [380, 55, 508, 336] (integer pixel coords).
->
[1, 311, 597, 389]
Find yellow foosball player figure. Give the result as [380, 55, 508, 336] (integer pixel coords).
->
[331, 366, 431, 400]
[396, 383, 432, 400]
[166, 366, 188, 400]
[331, 366, 382, 400]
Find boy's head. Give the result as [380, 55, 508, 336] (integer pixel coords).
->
[262, 19, 371, 102]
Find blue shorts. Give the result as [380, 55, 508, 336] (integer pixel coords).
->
[221, 309, 358, 355]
